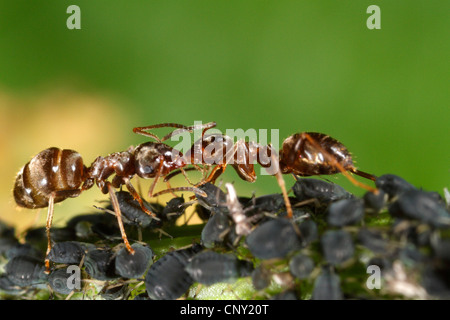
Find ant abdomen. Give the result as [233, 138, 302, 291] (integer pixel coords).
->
[13, 148, 86, 209]
[279, 132, 354, 176]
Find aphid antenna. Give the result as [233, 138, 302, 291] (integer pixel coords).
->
[125, 280, 145, 299]
[153, 227, 173, 240]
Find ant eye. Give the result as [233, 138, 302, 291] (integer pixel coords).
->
[140, 165, 154, 175]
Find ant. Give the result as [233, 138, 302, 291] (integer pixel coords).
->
[13, 122, 213, 272]
[155, 123, 378, 219]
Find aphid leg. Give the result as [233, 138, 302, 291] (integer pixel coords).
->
[124, 178, 161, 221]
[302, 133, 378, 193]
[107, 183, 135, 255]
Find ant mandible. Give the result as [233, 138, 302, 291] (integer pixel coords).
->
[13, 122, 213, 272]
[155, 123, 378, 218]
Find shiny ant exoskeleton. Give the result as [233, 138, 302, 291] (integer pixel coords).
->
[13, 122, 213, 272]
[156, 123, 378, 219]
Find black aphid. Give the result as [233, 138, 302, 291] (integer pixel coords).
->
[185, 251, 253, 285]
[251, 266, 272, 290]
[48, 241, 93, 264]
[246, 218, 302, 260]
[114, 191, 156, 228]
[398, 244, 427, 266]
[389, 190, 450, 228]
[422, 265, 450, 299]
[195, 183, 227, 214]
[145, 245, 202, 300]
[6, 243, 43, 260]
[5, 256, 47, 287]
[392, 220, 432, 247]
[201, 210, 233, 248]
[363, 189, 387, 213]
[243, 193, 285, 213]
[297, 218, 318, 247]
[292, 178, 353, 204]
[115, 243, 153, 279]
[24, 227, 76, 246]
[289, 253, 315, 280]
[327, 198, 365, 227]
[84, 248, 117, 281]
[312, 266, 343, 300]
[162, 196, 187, 223]
[100, 284, 128, 300]
[321, 230, 354, 265]
[195, 204, 212, 221]
[65, 213, 120, 240]
[367, 257, 392, 275]
[0, 275, 21, 293]
[0, 237, 20, 256]
[431, 235, 450, 262]
[375, 174, 417, 198]
[48, 267, 77, 295]
[357, 228, 389, 254]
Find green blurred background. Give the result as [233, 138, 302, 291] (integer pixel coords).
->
[0, 1, 448, 231]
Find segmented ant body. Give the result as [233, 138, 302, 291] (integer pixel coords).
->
[158, 124, 377, 218]
[13, 123, 212, 272]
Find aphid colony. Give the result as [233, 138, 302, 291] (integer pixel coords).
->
[5, 122, 449, 299]
[1, 173, 449, 300]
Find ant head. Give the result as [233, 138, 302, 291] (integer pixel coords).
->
[134, 142, 186, 179]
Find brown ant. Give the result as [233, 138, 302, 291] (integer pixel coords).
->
[13, 122, 213, 272]
[156, 124, 377, 218]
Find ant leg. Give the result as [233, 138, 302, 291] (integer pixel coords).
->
[252, 142, 293, 219]
[161, 122, 217, 142]
[44, 193, 55, 273]
[270, 147, 294, 219]
[133, 122, 217, 142]
[163, 167, 199, 185]
[198, 139, 244, 185]
[133, 123, 190, 141]
[44, 189, 83, 273]
[351, 169, 377, 181]
[302, 133, 378, 193]
[107, 183, 135, 255]
[123, 178, 161, 221]
[148, 156, 165, 198]
[196, 164, 226, 186]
